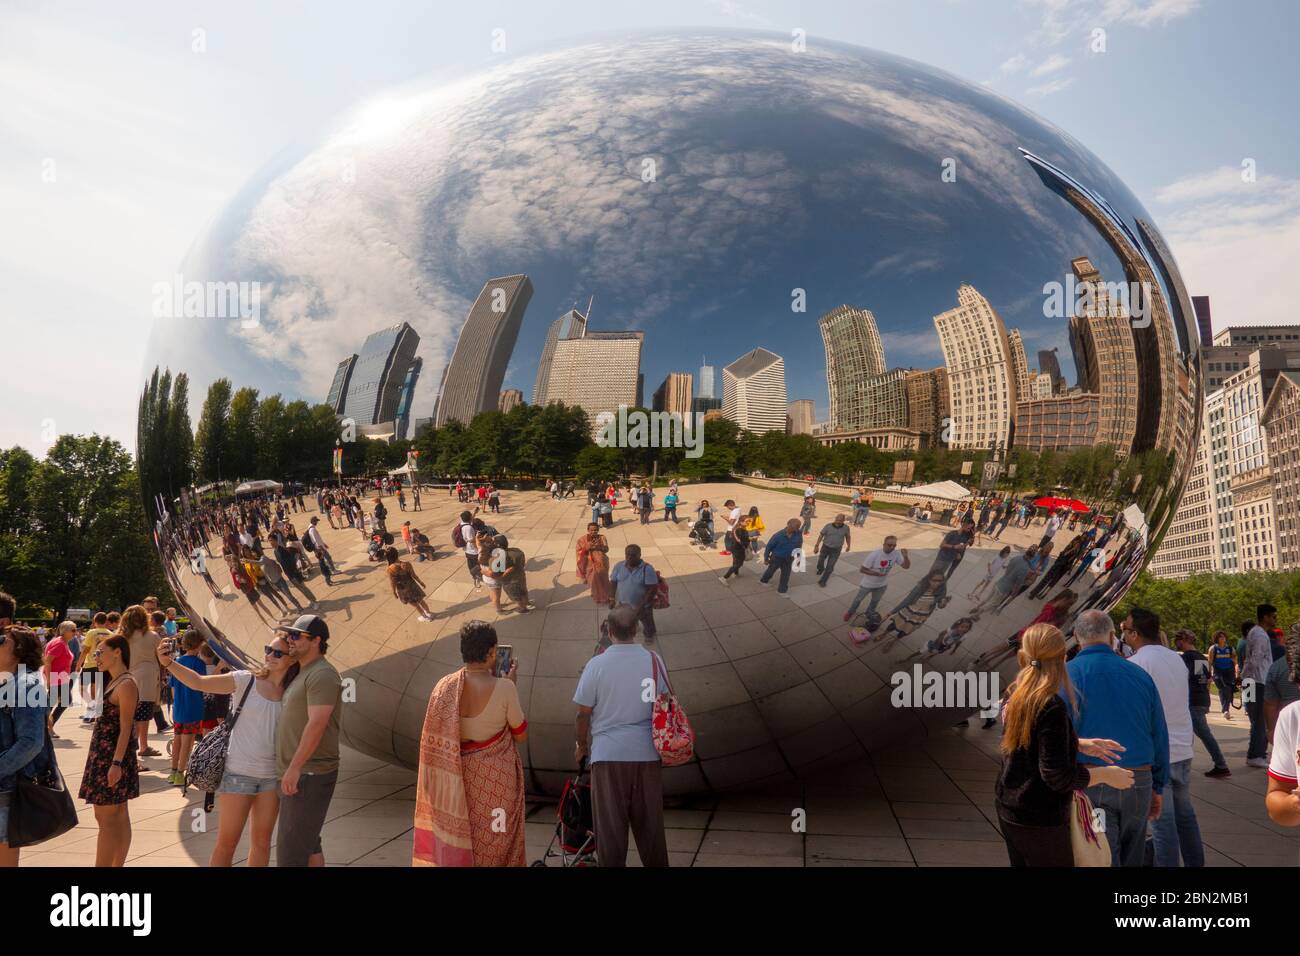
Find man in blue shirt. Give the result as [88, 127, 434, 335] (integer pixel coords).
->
[761, 519, 803, 595]
[573, 604, 670, 867]
[1067, 609, 1169, 867]
[608, 544, 659, 641]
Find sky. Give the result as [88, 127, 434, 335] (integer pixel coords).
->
[1, 0, 1296, 454]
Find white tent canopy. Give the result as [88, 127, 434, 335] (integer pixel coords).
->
[387, 465, 414, 476]
[899, 479, 973, 502]
[234, 479, 283, 495]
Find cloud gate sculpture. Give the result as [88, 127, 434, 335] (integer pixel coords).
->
[140, 31, 1201, 795]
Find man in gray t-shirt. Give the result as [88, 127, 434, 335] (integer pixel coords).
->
[813, 514, 852, 588]
[609, 544, 659, 640]
[574, 604, 670, 867]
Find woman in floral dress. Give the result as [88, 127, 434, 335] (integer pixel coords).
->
[79, 634, 140, 867]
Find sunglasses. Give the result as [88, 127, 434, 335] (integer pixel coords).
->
[263, 644, 290, 659]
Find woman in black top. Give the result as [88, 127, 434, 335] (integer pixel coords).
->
[995, 623, 1133, 866]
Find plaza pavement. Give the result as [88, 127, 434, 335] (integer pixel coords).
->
[19, 482, 1297, 866]
[18, 706, 1289, 867]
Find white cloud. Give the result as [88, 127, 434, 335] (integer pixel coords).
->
[1154, 165, 1300, 330]
[999, 53, 1031, 75]
[1030, 53, 1071, 77]
[1027, 77, 1075, 97]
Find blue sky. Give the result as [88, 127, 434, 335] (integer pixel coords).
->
[1, 0, 1296, 451]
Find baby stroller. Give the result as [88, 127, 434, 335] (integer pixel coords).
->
[532, 760, 597, 867]
[688, 518, 714, 547]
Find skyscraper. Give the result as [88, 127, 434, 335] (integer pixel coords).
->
[698, 362, 717, 400]
[394, 357, 422, 439]
[819, 305, 887, 432]
[498, 388, 523, 413]
[1068, 257, 1138, 455]
[1037, 348, 1065, 393]
[534, 308, 588, 404]
[905, 368, 949, 446]
[1007, 329, 1032, 403]
[341, 322, 421, 429]
[786, 399, 815, 435]
[326, 354, 357, 414]
[545, 330, 644, 436]
[723, 348, 787, 434]
[653, 373, 693, 416]
[1192, 296, 1213, 347]
[435, 274, 533, 427]
[933, 285, 1016, 451]
[1263, 371, 1300, 571]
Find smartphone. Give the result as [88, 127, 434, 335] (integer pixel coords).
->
[495, 644, 513, 677]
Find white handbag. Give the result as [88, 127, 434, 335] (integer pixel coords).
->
[1069, 790, 1111, 867]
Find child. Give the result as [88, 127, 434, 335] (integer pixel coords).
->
[968, 546, 1012, 600]
[168, 631, 208, 787]
[401, 520, 414, 554]
[195, 643, 231, 812]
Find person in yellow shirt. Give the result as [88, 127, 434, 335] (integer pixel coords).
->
[741, 507, 765, 557]
[77, 611, 114, 723]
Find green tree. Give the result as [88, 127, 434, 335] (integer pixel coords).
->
[193, 378, 233, 484]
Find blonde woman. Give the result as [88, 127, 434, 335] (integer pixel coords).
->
[994, 624, 1134, 866]
[158, 634, 298, 866]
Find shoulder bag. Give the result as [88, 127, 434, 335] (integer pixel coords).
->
[8, 724, 79, 848]
[648, 652, 694, 766]
[1069, 789, 1111, 867]
[184, 676, 255, 794]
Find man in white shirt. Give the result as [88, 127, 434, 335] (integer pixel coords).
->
[842, 535, 909, 622]
[1126, 608, 1203, 867]
[1244, 603, 1277, 767]
[305, 517, 337, 584]
[719, 499, 742, 555]
[458, 510, 482, 590]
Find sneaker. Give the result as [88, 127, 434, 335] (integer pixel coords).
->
[1205, 766, 1232, 778]
[473, 579, 482, 591]
[168, 770, 185, 786]
[719, 576, 730, 585]
[981, 718, 997, 729]
[1246, 757, 1269, 768]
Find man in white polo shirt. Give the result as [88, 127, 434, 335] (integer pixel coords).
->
[1127, 607, 1203, 867]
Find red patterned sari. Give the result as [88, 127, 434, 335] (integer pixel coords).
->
[413, 669, 527, 867]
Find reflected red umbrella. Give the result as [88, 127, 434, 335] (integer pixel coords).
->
[1033, 495, 1089, 512]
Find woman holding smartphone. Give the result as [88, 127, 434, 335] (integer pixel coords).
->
[415, 621, 527, 867]
[158, 634, 297, 866]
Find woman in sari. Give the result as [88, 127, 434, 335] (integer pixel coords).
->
[576, 522, 612, 604]
[414, 621, 527, 867]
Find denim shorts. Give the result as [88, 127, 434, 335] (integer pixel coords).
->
[218, 770, 280, 795]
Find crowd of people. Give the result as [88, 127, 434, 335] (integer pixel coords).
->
[5, 474, 1300, 870]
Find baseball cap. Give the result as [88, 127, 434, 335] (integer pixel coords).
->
[310, 516, 320, 524]
[278, 614, 330, 642]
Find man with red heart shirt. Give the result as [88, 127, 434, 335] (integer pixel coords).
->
[843, 535, 910, 622]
